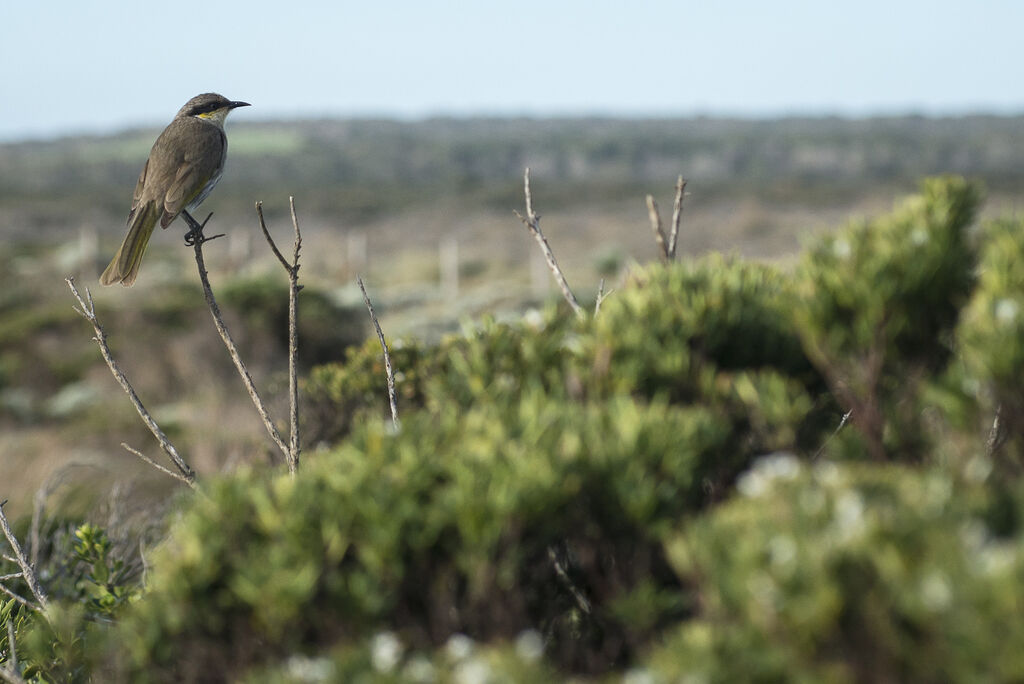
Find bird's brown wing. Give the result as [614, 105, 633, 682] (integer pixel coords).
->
[125, 157, 149, 226]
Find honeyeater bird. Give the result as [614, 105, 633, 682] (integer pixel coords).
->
[100, 93, 250, 286]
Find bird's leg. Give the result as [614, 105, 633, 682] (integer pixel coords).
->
[182, 210, 225, 246]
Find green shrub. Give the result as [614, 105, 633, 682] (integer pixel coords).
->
[957, 218, 1024, 458]
[305, 260, 824, 457]
[113, 397, 737, 680]
[1, 523, 143, 683]
[793, 176, 982, 460]
[650, 457, 1024, 683]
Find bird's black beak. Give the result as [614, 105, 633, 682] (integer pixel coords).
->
[229, 101, 251, 109]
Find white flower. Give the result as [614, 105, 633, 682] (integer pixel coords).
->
[833, 490, 866, 542]
[833, 238, 852, 259]
[445, 633, 475, 661]
[920, 570, 952, 611]
[995, 298, 1019, 325]
[285, 655, 336, 682]
[454, 657, 491, 684]
[515, 630, 544, 662]
[371, 631, 403, 673]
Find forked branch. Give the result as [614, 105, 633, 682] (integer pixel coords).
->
[65, 278, 195, 487]
[256, 199, 303, 473]
[646, 175, 688, 261]
[0, 500, 47, 613]
[182, 211, 293, 471]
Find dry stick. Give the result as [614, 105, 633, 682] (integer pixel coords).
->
[668, 176, 687, 260]
[357, 276, 399, 430]
[812, 409, 853, 461]
[0, 585, 37, 614]
[0, 501, 46, 611]
[65, 278, 196, 487]
[183, 212, 292, 468]
[986, 405, 1004, 456]
[121, 444, 193, 486]
[514, 168, 584, 317]
[1, 619, 26, 684]
[256, 199, 303, 473]
[594, 278, 614, 317]
[645, 195, 668, 260]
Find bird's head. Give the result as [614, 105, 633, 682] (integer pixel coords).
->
[177, 93, 250, 127]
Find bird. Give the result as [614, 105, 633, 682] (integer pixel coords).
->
[100, 93, 250, 286]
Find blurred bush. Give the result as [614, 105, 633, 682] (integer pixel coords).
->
[957, 218, 1024, 459]
[793, 176, 981, 460]
[114, 397, 732, 680]
[12, 176, 1024, 681]
[651, 457, 1024, 683]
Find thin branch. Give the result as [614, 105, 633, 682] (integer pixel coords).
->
[66, 278, 196, 487]
[1, 620, 26, 684]
[812, 409, 853, 460]
[594, 278, 613, 316]
[646, 195, 668, 260]
[547, 546, 592, 616]
[0, 666, 28, 684]
[668, 176, 687, 260]
[0, 501, 46, 611]
[0, 574, 21, 582]
[5, 619, 18, 676]
[255, 200, 303, 474]
[120, 444, 194, 486]
[986, 404, 1004, 457]
[0, 584, 39, 615]
[514, 168, 584, 317]
[357, 276, 399, 431]
[183, 211, 292, 466]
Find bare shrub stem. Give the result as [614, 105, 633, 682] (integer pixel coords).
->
[0, 501, 46, 612]
[65, 278, 195, 487]
[647, 176, 688, 261]
[256, 199, 303, 472]
[514, 168, 583, 317]
[668, 175, 687, 259]
[183, 211, 293, 470]
[357, 276, 399, 430]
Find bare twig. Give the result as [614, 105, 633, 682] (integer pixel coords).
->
[4, 619, 18, 677]
[66, 278, 195, 487]
[547, 546, 591, 615]
[0, 664, 28, 684]
[0, 501, 46, 611]
[645, 195, 668, 260]
[256, 200, 303, 474]
[812, 410, 853, 460]
[1, 618, 26, 684]
[182, 211, 291, 466]
[514, 168, 584, 317]
[0, 584, 39, 615]
[668, 176, 687, 260]
[594, 278, 612, 316]
[357, 276, 399, 430]
[986, 405, 1005, 456]
[120, 444, 194, 486]
[647, 177, 688, 261]
[0, 574, 21, 582]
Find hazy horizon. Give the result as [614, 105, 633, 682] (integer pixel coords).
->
[6, 0, 1024, 142]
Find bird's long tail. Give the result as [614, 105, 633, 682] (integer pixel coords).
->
[100, 203, 159, 287]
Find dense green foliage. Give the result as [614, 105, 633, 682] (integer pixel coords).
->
[8, 177, 1024, 682]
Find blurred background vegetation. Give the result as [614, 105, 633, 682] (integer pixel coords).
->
[2, 114, 1023, 514]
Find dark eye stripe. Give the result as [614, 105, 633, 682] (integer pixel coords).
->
[188, 102, 224, 116]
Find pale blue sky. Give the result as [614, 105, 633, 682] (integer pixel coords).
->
[4, 0, 1022, 140]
